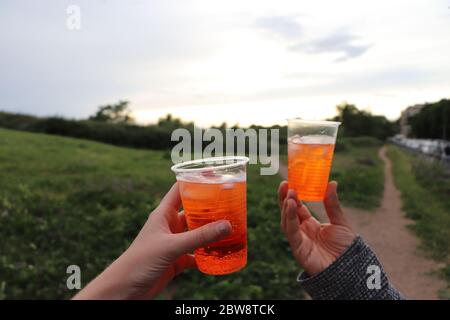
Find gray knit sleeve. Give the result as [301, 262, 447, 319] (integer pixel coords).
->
[297, 236, 405, 300]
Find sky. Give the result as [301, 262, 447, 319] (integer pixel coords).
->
[1, 0, 450, 127]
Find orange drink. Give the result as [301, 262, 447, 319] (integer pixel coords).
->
[287, 120, 340, 201]
[171, 156, 249, 275]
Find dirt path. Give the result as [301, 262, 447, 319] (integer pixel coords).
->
[279, 146, 445, 299]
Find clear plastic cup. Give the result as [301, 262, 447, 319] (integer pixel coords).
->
[287, 119, 341, 201]
[171, 156, 249, 275]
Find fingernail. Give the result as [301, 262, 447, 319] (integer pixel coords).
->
[217, 221, 231, 235]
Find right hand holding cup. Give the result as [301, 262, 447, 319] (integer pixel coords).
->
[278, 181, 356, 276]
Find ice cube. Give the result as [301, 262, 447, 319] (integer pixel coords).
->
[222, 182, 235, 190]
[299, 135, 335, 145]
[221, 174, 236, 189]
[288, 134, 303, 144]
[181, 186, 209, 201]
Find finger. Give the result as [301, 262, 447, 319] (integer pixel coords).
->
[278, 181, 289, 210]
[159, 182, 182, 212]
[297, 201, 312, 222]
[285, 189, 312, 222]
[169, 210, 188, 233]
[286, 188, 298, 202]
[285, 198, 303, 249]
[172, 220, 232, 256]
[177, 211, 188, 231]
[281, 197, 288, 233]
[281, 189, 295, 233]
[324, 181, 349, 226]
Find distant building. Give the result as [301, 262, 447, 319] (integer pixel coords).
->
[400, 104, 425, 137]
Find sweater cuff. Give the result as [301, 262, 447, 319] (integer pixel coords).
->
[297, 236, 404, 300]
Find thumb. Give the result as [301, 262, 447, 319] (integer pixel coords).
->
[171, 220, 232, 256]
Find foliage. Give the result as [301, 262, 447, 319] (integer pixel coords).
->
[0, 100, 395, 156]
[335, 136, 383, 152]
[88, 101, 134, 124]
[410, 99, 450, 139]
[0, 128, 173, 298]
[157, 114, 194, 132]
[331, 141, 384, 210]
[330, 102, 398, 141]
[0, 111, 190, 150]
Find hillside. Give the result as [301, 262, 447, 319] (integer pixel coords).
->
[0, 128, 175, 298]
[0, 128, 302, 299]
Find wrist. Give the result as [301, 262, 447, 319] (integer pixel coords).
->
[73, 252, 136, 300]
[303, 230, 357, 276]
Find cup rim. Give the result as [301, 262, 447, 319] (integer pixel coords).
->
[287, 118, 341, 126]
[171, 156, 250, 174]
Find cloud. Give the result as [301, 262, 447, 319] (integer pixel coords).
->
[289, 29, 372, 62]
[254, 15, 303, 39]
[254, 14, 371, 62]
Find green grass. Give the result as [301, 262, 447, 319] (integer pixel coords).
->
[330, 141, 383, 210]
[387, 145, 450, 296]
[0, 128, 174, 299]
[0, 128, 302, 299]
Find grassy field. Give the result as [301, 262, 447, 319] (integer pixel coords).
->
[330, 137, 384, 210]
[0, 128, 301, 299]
[387, 146, 450, 297]
[0, 128, 385, 299]
[0, 128, 174, 299]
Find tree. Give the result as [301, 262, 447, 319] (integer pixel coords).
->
[89, 100, 134, 124]
[331, 102, 397, 140]
[410, 99, 450, 139]
[157, 114, 194, 131]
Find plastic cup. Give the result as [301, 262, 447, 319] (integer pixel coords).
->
[287, 119, 341, 201]
[171, 156, 249, 275]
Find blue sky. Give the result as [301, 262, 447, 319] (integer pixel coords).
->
[1, 0, 449, 126]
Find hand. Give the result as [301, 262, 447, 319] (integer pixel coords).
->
[74, 183, 232, 300]
[278, 181, 356, 276]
